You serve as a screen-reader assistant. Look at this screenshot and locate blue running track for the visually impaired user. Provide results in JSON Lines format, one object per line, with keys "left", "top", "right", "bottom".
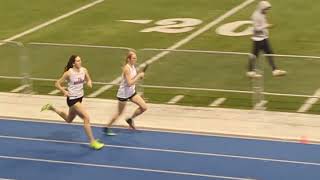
{"left": 0, "top": 118, "right": 319, "bottom": 180}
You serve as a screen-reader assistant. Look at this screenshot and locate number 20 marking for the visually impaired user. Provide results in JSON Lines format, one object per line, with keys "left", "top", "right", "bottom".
{"left": 141, "top": 18, "right": 203, "bottom": 33}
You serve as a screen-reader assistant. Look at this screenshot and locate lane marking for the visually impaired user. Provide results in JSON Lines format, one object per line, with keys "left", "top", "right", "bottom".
{"left": 297, "top": 89, "right": 320, "bottom": 113}
{"left": 0, "top": 155, "right": 254, "bottom": 180}
{"left": 168, "top": 95, "right": 184, "bottom": 104}
{"left": 0, "top": 135, "right": 319, "bottom": 167}
{"left": 10, "top": 85, "right": 30, "bottom": 93}
{"left": 209, "top": 97, "right": 226, "bottom": 107}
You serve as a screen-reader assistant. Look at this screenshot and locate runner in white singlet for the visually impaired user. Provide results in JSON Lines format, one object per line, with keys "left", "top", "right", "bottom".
{"left": 103, "top": 51, "right": 147, "bottom": 135}
{"left": 41, "top": 55, "right": 104, "bottom": 150}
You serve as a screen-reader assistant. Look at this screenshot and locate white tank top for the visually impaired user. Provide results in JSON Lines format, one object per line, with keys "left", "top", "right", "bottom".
{"left": 117, "top": 64, "right": 137, "bottom": 98}
{"left": 67, "top": 67, "right": 85, "bottom": 99}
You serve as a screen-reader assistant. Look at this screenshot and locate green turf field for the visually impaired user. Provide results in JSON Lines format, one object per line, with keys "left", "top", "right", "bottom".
{"left": 1, "top": 0, "right": 320, "bottom": 113}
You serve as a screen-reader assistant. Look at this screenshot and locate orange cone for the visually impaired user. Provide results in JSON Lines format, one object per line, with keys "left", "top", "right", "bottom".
{"left": 299, "top": 136, "right": 309, "bottom": 144}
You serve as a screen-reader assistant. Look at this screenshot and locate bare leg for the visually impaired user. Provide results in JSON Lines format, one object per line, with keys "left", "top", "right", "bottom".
{"left": 106, "top": 101, "right": 126, "bottom": 127}
{"left": 72, "top": 103, "right": 95, "bottom": 143}
{"left": 130, "top": 94, "right": 147, "bottom": 119}
{"left": 126, "top": 94, "right": 147, "bottom": 129}
{"left": 50, "top": 105, "right": 76, "bottom": 123}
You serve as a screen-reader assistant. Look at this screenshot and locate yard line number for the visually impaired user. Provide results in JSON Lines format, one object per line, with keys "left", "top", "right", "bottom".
{"left": 121, "top": 18, "right": 253, "bottom": 36}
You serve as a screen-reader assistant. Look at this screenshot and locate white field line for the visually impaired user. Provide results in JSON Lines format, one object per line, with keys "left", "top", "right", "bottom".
{"left": 1, "top": 135, "right": 320, "bottom": 167}
{"left": 48, "top": 87, "right": 67, "bottom": 95}
{"left": 29, "top": 42, "right": 131, "bottom": 50}
{"left": 0, "top": 155, "right": 253, "bottom": 180}
{"left": 119, "top": 20, "right": 153, "bottom": 24}
{"left": 0, "top": 76, "right": 56, "bottom": 81}
{"left": 141, "top": 48, "right": 250, "bottom": 56}
{"left": 264, "top": 54, "right": 320, "bottom": 60}
{"left": 24, "top": 44, "right": 320, "bottom": 60}
{"left": 2, "top": 75, "right": 320, "bottom": 99}
{"left": 0, "top": 178, "right": 16, "bottom": 180}
{"left": 0, "top": 40, "right": 23, "bottom": 47}
{"left": 10, "top": 84, "right": 29, "bottom": 93}
{"left": 48, "top": 89, "right": 60, "bottom": 95}
{"left": 167, "top": 95, "right": 185, "bottom": 104}
{"left": 253, "top": 100, "right": 268, "bottom": 110}
{"left": 87, "top": 0, "right": 256, "bottom": 97}
{"left": 297, "top": 89, "right": 320, "bottom": 113}
{"left": 87, "top": 77, "right": 122, "bottom": 97}
{"left": 0, "top": 0, "right": 105, "bottom": 46}
{"left": 209, "top": 97, "right": 226, "bottom": 107}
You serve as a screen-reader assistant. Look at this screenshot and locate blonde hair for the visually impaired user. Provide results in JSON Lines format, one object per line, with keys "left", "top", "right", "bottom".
{"left": 124, "top": 50, "right": 136, "bottom": 64}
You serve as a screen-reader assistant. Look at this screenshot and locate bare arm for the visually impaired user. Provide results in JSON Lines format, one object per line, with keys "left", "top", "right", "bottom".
{"left": 123, "top": 65, "right": 144, "bottom": 86}
{"left": 84, "top": 67, "right": 93, "bottom": 88}
{"left": 55, "top": 71, "right": 69, "bottom": 97}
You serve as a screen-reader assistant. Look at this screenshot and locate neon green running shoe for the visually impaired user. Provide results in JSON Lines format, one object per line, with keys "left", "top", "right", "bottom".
{"left": 41, "top": 104, "right": 53, "bottom": 112}
{"left": 90, "top": 139, "right": 105, "bottom": 150}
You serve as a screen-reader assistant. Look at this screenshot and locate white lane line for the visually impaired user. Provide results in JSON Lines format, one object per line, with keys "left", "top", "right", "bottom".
{"left": 209, "top": 97, "right": 226, "bottom": 107}
{"left": 0, "top": 155, "right": 253, "bottom": 180}
{"left": 297, "top": 89, "right": 320, "bottom": 113}
{"left": 87, "top": 77, "right": 121, "bottom": 97}
{"left": 0, "top": 135, "right": 320, "bottom": 167}
{"left": 0, "top": 0, "right": 105, "bottom": 46}
{"left": 253, "top": 100, "right": 268, "bottom": 110}
{"left": 3, "top": 115, "right": 320, "bottom": 145}
{"left": 48, "top": 87, "right": 67, "bottom": 95}
{"left": 48, "top": 89, "right": 60, "bottom": 95}
{"left": 10, "top": 85, "right": 29, "bottom": 93}
{"left": 167, "top": 95, "right": 184, "bottom": 104}
{"left": 87, "top": 0, "right": 255, "bottom": 97}
{"left": 29, "top": 42, "right": 131, "bottom": 50}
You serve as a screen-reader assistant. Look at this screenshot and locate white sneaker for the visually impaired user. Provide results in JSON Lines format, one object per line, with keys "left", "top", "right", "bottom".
{"left": 272, "top": 69, "right": 287, "bottom": 77}
{"left": 246, "top": 71, "right": 262, "bottom": 78}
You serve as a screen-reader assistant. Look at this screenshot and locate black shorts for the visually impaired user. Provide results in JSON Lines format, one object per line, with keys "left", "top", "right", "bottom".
{"left": 67, "top": 96, "right": 83, "bottom": 107}
{"left": 117, "top": 92, "right": 137, "bottom": 102}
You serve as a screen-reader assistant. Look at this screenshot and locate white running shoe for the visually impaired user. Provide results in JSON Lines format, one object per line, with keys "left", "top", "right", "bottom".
{"left": 272, "top": 69, "right": 287, "bottom": 77}
{"left": 246, "top": 71, "right": 262, "bottom": 78}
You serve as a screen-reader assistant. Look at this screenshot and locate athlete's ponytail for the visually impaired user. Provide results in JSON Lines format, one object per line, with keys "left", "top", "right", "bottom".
{"left": 64, "top": 55, "right": 78, "bottom": 72}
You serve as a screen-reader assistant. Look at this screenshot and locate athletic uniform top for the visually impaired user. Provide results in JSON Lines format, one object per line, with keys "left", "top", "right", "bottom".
{"left": 117, "top": 64, "right": 137, "bottom": 99}
{"left": 68, "top": 67, "right": 85, "bottom": 100}
{"left": 251, "top": 1, "right": 271, "bottom": 41}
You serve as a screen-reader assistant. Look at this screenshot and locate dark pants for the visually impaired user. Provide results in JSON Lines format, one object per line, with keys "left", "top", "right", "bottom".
{"left": 248, "top": 39, "right": 277, "bottom": 71}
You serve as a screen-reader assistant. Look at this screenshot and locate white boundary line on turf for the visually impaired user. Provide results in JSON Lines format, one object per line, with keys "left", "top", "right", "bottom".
{"left": 141, "top": 48, "right": 250, "bottom": 56}
{"left": 0, "top": 0, "right": 105, "bottom": 46}
{"left": 1, "top": 135, "right": 320, "bottom": 167}
{"left": 209, "top": 97, "right": 226, "bottom": 107}
{"left": 264, "top": 54, "right": 320, "bottom": 60}
{"left": 10, "top": 84, "right": 29, "bottom": 93}
{"left": 87, "top": 0, "right": 256, "bottom": 97}
{"left": 253, "top": 100, "right": 268, "bottom": 110}
{"left": 0, "top": 178, "right": 16, "bottom": 180}
{"left": 48, "top": 89, "right": 60, "bottom": 95}
{"left": 167, "top": 95, "right": 184, "bottom": 104}
{"left": 1, "top": 115, "right": 320, "bottom": 145}
{"left": 297, "top": 88, "right": 320, "bottom": 113}
{"left": 29, "top": 42, "right": 131, "bottom": 50}
{"left": 2, "top": 75, "right": 320, "bottom": 98}
{"left": 25, "top": 44, "right": 320, "bottom": 60}
{"left": 0, "top": 155, "right": 253, "bottom": 180}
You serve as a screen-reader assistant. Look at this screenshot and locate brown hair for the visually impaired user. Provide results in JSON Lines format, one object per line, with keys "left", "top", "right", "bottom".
{"left": 64, "top": 55, "right": 78, "bottom": 72}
